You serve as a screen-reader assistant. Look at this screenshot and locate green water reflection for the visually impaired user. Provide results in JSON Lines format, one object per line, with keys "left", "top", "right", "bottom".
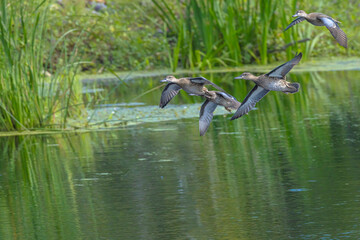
{"left": 1, "top": 70, "right": 360, "bottom": 239}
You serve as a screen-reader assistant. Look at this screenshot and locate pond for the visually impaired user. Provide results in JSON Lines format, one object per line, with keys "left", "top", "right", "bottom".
{"left": 1, "top": 68, "right": 360, "bottom": 239}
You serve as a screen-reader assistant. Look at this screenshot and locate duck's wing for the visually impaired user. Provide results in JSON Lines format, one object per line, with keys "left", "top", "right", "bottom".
{"left": 199, "top": 99, "right": 218, "bottom": 136}
{"left": 189, "top": 77, "right": 226, "bottom": 92}
{"left": 284, "top": 17, "right": 306, "bottom": 31}
{"left": 215, "top": 91, "right": 241, "bottom": 109}
{"left": 231, "top": 85, "right": 269, "bottom": 120}
{"left": 320, "top": 17, "right": 347, "bottom": 48}
{"left": 265, "top": 53, "right": 302, "bottom": 78}
{"left": 216, "top": 91, "right": 237, "bottom": 101}
{"left": 159, "top": 83, "right": 182, "bottom": 108}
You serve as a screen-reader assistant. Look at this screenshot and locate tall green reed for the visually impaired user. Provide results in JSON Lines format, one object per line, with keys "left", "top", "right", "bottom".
{"left": 152, "top": 0, "right": 328, "bottom": 71}
{"left": 0, "top": 0, "right": 82, "bottom": 131}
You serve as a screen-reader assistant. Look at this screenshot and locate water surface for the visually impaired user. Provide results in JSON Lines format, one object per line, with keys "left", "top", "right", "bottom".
{"left": 1, "top": 69, "right": 360, "bottom": 239}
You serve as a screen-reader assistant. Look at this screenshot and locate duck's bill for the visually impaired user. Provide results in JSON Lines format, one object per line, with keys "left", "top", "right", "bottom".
{"left": 160, "top": 79, "right": 168, "bottom": 82}
{"left": 292, "top": 14, "right": 298, "bottom": 17}
{"left": 234, "top": 76, "right": 243, "bottom": 79}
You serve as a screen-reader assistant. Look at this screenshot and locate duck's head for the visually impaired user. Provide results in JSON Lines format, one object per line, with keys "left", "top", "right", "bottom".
{"left": 234, "top": 72, "right": 256, "bottom": 81}
{"left": 160, "top": 75, "right": 176, "bottom": 83}
{"left": 292, "top": 10, "right": 307, "bottom": 18}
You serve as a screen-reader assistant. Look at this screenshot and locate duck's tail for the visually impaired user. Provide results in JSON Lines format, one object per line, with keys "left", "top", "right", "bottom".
{"left": 288, "top": 82, "right": 300, "bottom": 93}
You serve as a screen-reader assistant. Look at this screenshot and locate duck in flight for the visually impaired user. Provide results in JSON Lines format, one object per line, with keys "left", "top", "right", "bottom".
{"left": 199, "top": 91, "right": 241, "bottom": 136}
{"left": 284, "top": 10, "right": 347, "bottom": 48}
{"left": 231, "top": 53, "right": 302, "bottom": 120}
{"left": 159, "top": 76, "right": 226, "bottom": 108}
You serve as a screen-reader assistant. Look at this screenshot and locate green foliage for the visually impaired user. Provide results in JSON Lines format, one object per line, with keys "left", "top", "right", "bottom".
{"left": 152, "top": 0, "right": 360, "bottom": 71}
{"left": 47, "top": 0, "right": 169, "bottom": 72}
{"left": 6, "top": 0, "right": 357, "bottom": 75}
{"left": 0, "top": 0, "right": 82, "bottom": 131}
{"left": 151, "top": 0, "right": 303, "bottom": 70}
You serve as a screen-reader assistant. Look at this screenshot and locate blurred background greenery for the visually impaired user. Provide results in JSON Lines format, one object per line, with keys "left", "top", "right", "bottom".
{"left": 47, "top": 0, "right": 359, "bottom": 72}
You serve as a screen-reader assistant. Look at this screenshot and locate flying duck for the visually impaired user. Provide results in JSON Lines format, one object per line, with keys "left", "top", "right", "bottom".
{"left": 231, "top": 53, "right": 302, "bottom": 120}
{"left": 159, "top": 76, "right": 226, "bottom": 108}
{"left": 199, "top": 91, "right": 241, "bottom": 136}
{"left": 284, "top": 10, "right": 347, "bottom": 48}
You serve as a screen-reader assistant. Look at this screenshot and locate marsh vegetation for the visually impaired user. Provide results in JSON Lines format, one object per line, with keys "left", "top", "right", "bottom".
{"left": 0, "top": 0, "right": 359, "bottom": 131}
